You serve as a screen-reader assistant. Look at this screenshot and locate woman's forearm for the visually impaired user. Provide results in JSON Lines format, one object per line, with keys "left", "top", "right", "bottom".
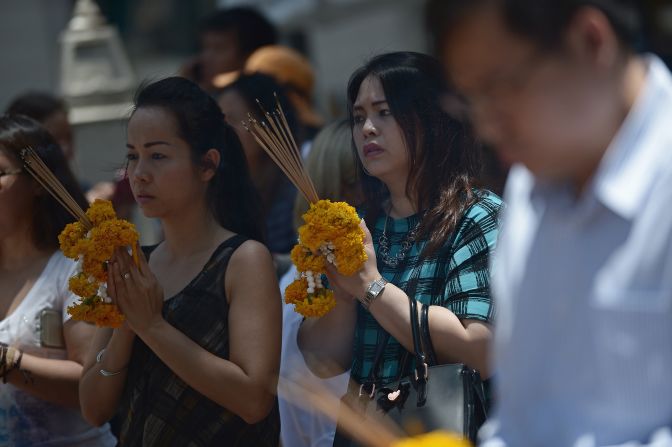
{"left": 297, "top": 296, "right": 358, "bottom": 378}
{"left": 5, "top": 353, "right": 83, "bottom": 408}
{"left": 139, "top": 318, "right": 276, "bottom": 424}
{"left": 79, "top": 327, "right": 135, "bottom": 426}
{"left": 369, "top": 283, "right": 492, "bottom": 375}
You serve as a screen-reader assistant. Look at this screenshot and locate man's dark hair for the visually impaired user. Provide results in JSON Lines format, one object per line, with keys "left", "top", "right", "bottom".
{"left": 6, "top": 92, "right": 67, "bottom": 123}
{"left": 427, "top": 0, "right": 644, "bottom": 51}
{"left": 200, "top": 7, "right": 278, "bottom": 57}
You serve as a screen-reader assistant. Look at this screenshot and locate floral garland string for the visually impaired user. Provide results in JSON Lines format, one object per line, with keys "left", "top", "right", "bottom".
{"left": 286, "top": 200, "right": 367, "bottom": 318}
{"left": 58, "top": 200, "right": 139, "bottom": 328}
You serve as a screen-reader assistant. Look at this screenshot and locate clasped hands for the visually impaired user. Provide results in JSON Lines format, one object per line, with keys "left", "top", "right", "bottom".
{"left": 107, "top": 246, "right": 164, "bottom": 336}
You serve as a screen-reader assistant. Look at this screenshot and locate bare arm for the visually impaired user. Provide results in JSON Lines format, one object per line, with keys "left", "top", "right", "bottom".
{"left": 326, "top": 221, "right": 494, "bottom": 377}
{"left": 366, "top": 285, "right": 492, "bottom": 376}
{"left": 79, "top": 325, "right": 136, "bottom": 426}
{"left": 297, "top": 288, "right": 358, "bottom": 378}
{"left": 111, "top": 241, "right": 282, "bottom": 424}
{"left": 5, "top": 319, "right": 96, "bottom": 408}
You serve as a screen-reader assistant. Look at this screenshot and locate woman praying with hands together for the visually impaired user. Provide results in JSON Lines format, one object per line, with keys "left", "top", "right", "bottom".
{"left": 79, "top": 77, "right": 281, "bottom": 446}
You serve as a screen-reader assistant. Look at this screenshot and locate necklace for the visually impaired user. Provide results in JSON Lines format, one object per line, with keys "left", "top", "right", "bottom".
{"left": 378, "top": 211, "right": 421, "bottom": 268}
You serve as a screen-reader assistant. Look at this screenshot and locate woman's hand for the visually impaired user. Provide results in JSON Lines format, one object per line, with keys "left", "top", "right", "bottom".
{"left": 326, "top": 219, "right": 380, "bottom": 300}
{"left": 108, "top": 245, "right": 165, "bottom": 336}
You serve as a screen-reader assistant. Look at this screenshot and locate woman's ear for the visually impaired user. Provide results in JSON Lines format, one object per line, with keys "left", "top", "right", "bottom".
{"left": 201, "top": 148, "right": 221, "bottom": 182}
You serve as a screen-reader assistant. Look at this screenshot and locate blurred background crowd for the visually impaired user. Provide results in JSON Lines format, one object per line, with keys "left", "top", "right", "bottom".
{"left": 1, "top": 1, "right": 671, "bottom": 247}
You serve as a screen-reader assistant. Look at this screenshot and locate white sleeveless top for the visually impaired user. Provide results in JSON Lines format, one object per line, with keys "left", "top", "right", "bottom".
{"left": 0, "top": 251, "right": 116, "bottom": 446}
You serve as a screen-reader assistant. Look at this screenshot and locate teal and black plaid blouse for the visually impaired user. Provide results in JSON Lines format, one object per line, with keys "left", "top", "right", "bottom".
{"left": 350, "top": 190, "right": 502, "bottom": 384}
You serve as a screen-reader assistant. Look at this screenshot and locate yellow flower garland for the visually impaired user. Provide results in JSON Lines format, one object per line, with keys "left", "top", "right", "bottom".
{"left": 391, "top": 431, "right": 471, "bottom": 447}
{"left": 59, "top": 200, "right": 138, "bottom": 328}
{"left": 286, "top": 199, "right": 367, "bottom": 318}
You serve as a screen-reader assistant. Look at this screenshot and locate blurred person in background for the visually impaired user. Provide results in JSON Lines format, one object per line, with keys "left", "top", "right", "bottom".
{"left": 278, "top": 120, "right": 360, "bottom": 447}
{"left": 180, "top": 7, "right": 278, "bottom": 93}
{"left": 7, "top": 92, "right": 74, "bottom": 163}
{"left": 215, "top": 45, "right": 325, "bottom": 145}
{"left": 298, "top": 52, "right": 502, "bottom": 446}
{"left": 218, "top": 73, "right": 299, "bottom": 262}
{"left": 434, "top": 0, "right": 672, "bottom": 445}
{"left": 5, "top": 92, "right": 136, "bottom": 219}
{"left": 0, "top": 114, "right": 116, "bottom": 446}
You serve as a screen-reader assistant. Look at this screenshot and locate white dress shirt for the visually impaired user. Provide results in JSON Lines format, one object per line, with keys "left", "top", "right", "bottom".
{"left": 482, "top": 55, "right": 672, "bottom": 447}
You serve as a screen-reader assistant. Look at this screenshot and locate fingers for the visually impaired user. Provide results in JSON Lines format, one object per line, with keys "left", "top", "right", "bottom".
{"left": 136, "top": 243, "right": 151, "bottom": 277}
{"left": 110, "top": 262, "right": 129, "bottom": 313}
{"left": 106, "top": 261, "right": 117, "bottom": 301}
{"left": 360, "top": 219, "right": 373, "bottom": 246}
{"left": 115, "top": 247, "right": 137, "bottom": 280}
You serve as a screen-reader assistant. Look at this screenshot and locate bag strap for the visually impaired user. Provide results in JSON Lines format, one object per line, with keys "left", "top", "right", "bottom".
{"left": 420, "top": 304, "right": 438, "bottom": 366}
{"left": 407, "top": 295, "right": 429, "bottom": 406}
{"left": 359, "top": 331, "right": 389, "bottom": 398}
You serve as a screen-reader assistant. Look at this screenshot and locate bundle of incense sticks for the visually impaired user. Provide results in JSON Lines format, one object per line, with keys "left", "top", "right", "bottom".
{"left": 20, "top": 147, "right": 92, "bottom": 229}
{"left": 243, "top": 95, "right": 319, "bottom": 204}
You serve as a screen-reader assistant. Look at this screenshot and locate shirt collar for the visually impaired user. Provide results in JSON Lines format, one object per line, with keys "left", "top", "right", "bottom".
{"left": 592, "top": 54, "right": 672, "bottom": 220}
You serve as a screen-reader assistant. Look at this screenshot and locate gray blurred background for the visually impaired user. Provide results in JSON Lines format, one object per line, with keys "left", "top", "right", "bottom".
{"left": 1, "top": 0, "right": 670, "bottom": 198}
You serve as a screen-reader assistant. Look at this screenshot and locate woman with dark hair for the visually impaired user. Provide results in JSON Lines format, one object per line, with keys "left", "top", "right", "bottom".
{"left": 79, "top": 77, "right": 281, "bottom": 446}
{"left": 298, "top": 52, "right": 502, "bottom": 442}
{"left": 218, "top": 73, "right": 299, "bottom": 258}
{"left": 0, "top": 114, "right": 116, "bottom": 445}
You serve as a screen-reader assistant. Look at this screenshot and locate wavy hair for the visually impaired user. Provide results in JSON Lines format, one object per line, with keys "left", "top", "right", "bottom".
{"left": 347, "top": 51, "right": 482, "bottom": 257}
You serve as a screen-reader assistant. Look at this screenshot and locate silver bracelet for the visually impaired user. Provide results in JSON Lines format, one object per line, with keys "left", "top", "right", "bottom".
{"left": 96, "top": 348, "right": 126, "bottom": 377}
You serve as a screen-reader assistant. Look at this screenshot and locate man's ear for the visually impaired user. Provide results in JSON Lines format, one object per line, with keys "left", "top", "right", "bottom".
{"left": 201, "top": 148, "right": 221, "bottom": 182}
{"left": 565, "top": 6, "right": 621, "bottom": 70}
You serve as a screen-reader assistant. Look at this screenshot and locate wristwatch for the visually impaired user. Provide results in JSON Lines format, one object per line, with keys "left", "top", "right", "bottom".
{"left": 358, "top": 277, "right": 388, "bottom": 310}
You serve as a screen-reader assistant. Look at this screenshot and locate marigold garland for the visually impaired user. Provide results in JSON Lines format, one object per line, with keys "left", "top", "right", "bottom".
{"left": 391, "top": 431, "right": 471, "bottom": 447}
{"left": 59, "top": 199, "right": 138, "bottom": 328}
{"left": 286, "top": 199, "right": 367, "bottom": 318}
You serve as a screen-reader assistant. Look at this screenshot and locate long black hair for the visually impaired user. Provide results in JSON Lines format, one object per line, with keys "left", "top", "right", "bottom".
{"left": 347, "top": 51, "right": 482, "bottom": 256}
{"left": 0, "top": 114, "right": 88, "bottom": 250}
{"left": 132, "top": 77, "right": 265, "bottom": 242}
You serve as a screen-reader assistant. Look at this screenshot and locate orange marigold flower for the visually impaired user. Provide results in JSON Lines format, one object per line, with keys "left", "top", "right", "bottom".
{"left": 86, "top": 199, "right": 116, "bottom": 225}
{"left": 292, "top": 288, "right": 336, "bottom": 318}
{"left": 290, "top": 245, "right": 326, "bottom": 274}
{"left": 60, "top": 200, "right": 138, "bottom": 328}
{"left": 59, "top": 222, "right": 86, "bottom": 259}
{"left": 285, "top": 277, "right": 309, "bottom": 306}
{"left": 68, "top": 273, "right": 98, "bottom": 298}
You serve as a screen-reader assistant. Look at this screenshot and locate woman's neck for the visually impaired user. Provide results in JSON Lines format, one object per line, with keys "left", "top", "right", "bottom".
{"left": 0, "top": 229, "right": 52, "bottom": 272}
{"left": 159, "top": 206, "right": 229, "bottom": 259}
{"left": 385, "top": 180, "right": 417, "bottom": 219}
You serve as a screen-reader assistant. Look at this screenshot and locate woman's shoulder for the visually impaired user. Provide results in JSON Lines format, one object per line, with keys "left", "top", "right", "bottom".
{"left": 449, "top": 190, "right": 503, "bottom": 247}
{"left": 464, "top": 190, "right": 504, "bottom": 222}
{"left": 227, "top": 237, "right": 273, "bottom": 272}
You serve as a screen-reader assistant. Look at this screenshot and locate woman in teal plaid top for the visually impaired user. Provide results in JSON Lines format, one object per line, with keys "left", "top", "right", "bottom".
{"left": 299, "top": 52, "right": 502, "bottom": 391}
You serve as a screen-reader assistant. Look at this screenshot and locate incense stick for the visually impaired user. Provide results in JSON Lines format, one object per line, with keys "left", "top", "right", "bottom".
{"left": 277, "top": 376, "right": 402, "bottom": 447}
{"left": 20, "top": 147, "right": 92, "bottom": 229}
{"left": 243, "top": 95, "right": 320, "bottom": 204}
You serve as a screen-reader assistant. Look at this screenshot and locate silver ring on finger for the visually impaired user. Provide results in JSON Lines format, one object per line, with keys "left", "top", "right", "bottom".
{"left": 123, "top": 272, "right": 131, "bottom": 280}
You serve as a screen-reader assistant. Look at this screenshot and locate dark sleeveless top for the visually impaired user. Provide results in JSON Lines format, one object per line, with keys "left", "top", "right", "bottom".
{"left": 117, "top": 235, "right": 280, "bottom": 446}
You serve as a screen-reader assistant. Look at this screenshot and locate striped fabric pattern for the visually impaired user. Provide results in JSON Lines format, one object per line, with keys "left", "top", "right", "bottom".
{"left": 351, "top": 191, "right": 502, "bottom": 384}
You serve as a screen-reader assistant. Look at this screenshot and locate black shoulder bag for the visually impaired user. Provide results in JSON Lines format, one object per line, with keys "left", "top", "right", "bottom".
{"left": 334, "top": 296, "right": 488, "bottom": 445}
